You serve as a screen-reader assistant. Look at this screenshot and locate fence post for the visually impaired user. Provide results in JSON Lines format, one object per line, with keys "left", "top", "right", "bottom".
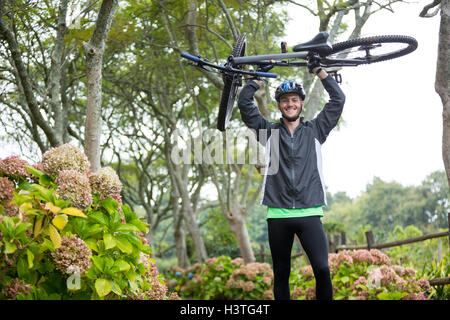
{"left": 365, "top": 230, "right": 375, "bottom": 250}
{"left": 333, "top": 234, "right": 340, "bottom": 253}
{"left": 328, "top": 233, "right": 336, "bottom": 253}
{"left": 260, "top": 244, "right": 265, "bottom": 263}
{"left": 341, "top": 232, "right": 347, "bottom": 246}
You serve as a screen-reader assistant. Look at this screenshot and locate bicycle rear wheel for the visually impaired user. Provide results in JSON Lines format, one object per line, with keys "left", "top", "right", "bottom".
{"left": 217, "top": 35, "right": 246, "bottom": 131}
{"left": 324, "top": 35, "right": 417, "bottom": 66}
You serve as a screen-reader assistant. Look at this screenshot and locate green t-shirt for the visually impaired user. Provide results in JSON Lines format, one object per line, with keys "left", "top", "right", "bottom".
{"left": 266, "top": 206, "right": 323, "bottom": 220}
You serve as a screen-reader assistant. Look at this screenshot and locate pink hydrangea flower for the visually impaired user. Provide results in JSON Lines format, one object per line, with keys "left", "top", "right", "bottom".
{"left": 42, "top": 144, "right": 90, "bottom": 177}
{"left": 0, "top": 156, "right": 31, "bottom": 180}
{"left": 56, "top": 170, "right": 93, "bottom": 210}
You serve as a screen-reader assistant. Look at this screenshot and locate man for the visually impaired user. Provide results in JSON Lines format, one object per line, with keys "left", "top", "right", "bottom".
{"left": 237, "top": 57, "right": 345, "bottom": 300}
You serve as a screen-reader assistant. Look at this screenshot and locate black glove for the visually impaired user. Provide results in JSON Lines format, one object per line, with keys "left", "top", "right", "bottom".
{"left": 257, "top": 63, "right": 275, "bottom": 73}
{"left": 307, "top": 55, "right": 321, "bottom": 74}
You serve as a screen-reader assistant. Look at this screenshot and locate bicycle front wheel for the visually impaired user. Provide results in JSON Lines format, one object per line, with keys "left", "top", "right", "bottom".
{"left": 217, "top": 35, "right": 246, "bottom": 132}
{"left": 324, "top": 35, "right": 418, "bottom": 67}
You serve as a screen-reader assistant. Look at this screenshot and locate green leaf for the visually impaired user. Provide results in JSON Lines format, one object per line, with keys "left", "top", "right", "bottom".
{"left": 26, "top": 165, "right": 44, "bottom": 178}
{"left": 59, "top": 207, "right": 87, "bottom": 218}
{"left": 14, "top": 222, "right": 32, "bottom": 237}
{"left": 26, "top": 249, "right": 34, "bottom": 269}
{"left": 84, "top": 238, "right": 99, "bottom": 252}
{"left": 115, "top": 223, "right": 140, "bottom": 233}
{"left": 85, "top": 224, "right": 104, "bottom": 237}
{"left": 99, "top": 198, "right": 118, "bottom": 215}
{"left": 48, "top": 224, "right": 61, "bottom": 249}
{"left": 45, "top": 202, "right": 61, "bottom": 214}
{"left": 89, "top": 211, "right": 109, "bottom": 226}
{"left": 39, "top": 238, "right": 55, "bottom": 253}
{"left": 17, "top": 257, "right": 28, "bottom": 278}
{"left": 91, "top": 256, "right": 105, "bottom": 272}
{"left": 3, "top": 216, "right": 15, "bottom": 234}
{"left": 54, "top": 199, "right": 72, "bottom": 208}
{"left": 112, "top": 260, "right": 130, "bottom": 272}
{"left": 115, "top": 235, "right": 133, "bottom": 254}
{"left": 18, "top": 180, "right": 32, "bottom": 191}
{"left": 120, "top": 204, "right": 135, "bottom": 222}
{"left": 95, "top": 278, "right": 112, "bottom": 297}
{"left": 377, "top": 292, "right": 393, "bottom": 300}
{"left": 31, "top": 184, "right": 52, "bottom": 202}
{"left": 103, "top": 233, "right": 116, "bottom": 250}
{"left": 129, "top": 219, "right": 149, "bottom": 233}
{"left": 110, "top": 281, "right": 122, "bottom": 296}
{"left": 5, "top": 241, "right": 17, "bottom": 254}
{"left": 39, "top": 174, "right": 53, "bottom": 187}
{"left": 52, "top": 214, "right": 68, "bottom": 230}
{"left": 110, "top": 210, "right": 122, "bottom": 226}
{"left": 33, "top": 216, "right": 45, "bottom": 235}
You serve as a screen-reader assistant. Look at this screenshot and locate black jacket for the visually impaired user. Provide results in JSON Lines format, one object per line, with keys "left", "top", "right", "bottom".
{"left": 238, "top": 75, "right": 345, "bottom": 209}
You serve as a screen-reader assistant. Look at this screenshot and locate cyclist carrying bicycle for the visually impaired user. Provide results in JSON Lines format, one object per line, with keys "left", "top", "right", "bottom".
{"left": 238, "top": 56, "right": 345, "bottom": 300}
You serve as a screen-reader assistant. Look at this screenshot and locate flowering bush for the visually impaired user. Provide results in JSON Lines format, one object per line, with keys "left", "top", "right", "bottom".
{"left": 290, "top": 249, "right": 431, "bottom": 300}
{"left": 0, "top": 145, "right": 177, "bottom": 300}
{"left": 89, "top": 167, "right": 122, "bottom": 199}
{"left": 41, "top": 144, "right": 90, "bottom": 177}
{"left": 56, "top": 170, "right": 93, "bottom": 210}
{"left": 166, "top": 256, "right": 273, "bottom": 300}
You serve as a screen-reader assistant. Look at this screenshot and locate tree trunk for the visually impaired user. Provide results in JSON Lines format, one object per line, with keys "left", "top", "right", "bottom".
{"left": 49, "top": 0, "right": 69, "bottom": 141}
{"left": 420, "top": 0, "right": 449, "bottom": 186}
{"left": 177, "top": 174, "right": 208, "bottom": 262}
{"left": 174, "top": 211, "right": 189, "bottom": 268}
{"left": 83, "top": 0, "right": 118, "bottom": 172}
{"left": 225, "top": 207, "right": 255, "bottom": 263}
{"left": 436, "top": 1, "right": 450, "bottom": 186}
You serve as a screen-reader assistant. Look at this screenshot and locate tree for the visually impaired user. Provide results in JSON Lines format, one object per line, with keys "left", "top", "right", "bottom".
{"left": 83, "top": 0, "right": 118, "bottom": 172}
{"left": 421, "top": 170, "right": 449, "bottom": 229}
{"left": 419, "top": 0, "right": 450, "bottom": 188}
{"left": 0, "top": 0, "right": 73, "bottom": 152}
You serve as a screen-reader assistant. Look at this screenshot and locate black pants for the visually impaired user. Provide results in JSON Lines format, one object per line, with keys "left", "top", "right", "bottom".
{"left": 267, "top": 216, "right": 332, "bottom": 300}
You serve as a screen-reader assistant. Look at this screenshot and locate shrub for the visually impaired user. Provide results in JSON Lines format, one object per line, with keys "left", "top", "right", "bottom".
{"left": 0, "top": 145, "right": 177, "bottom": 300}
{"left": 290, "top": 249, "right": 431, "bottom": 300}
{"left": 166, "top": 256, "right": 273, "bottom": 300}
{"left": 167, "top": 249, "right": 431, "bottom": 300}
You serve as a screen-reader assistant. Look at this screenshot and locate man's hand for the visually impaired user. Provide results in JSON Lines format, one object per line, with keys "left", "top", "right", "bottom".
{"left": 307, "top": 55, "right": 328, "bottom": 79}
{"left": 307, "top": 55, "right": 321, "bottom": 74}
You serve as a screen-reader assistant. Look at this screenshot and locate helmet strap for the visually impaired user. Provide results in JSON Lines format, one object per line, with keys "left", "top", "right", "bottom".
{"left": 282, "top": 114, "right": 300, "bottom": 122}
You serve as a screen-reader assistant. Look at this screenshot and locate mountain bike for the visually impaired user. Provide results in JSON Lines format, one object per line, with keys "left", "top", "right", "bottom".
{"left": 180, "top": 31, "right": 417, "bottom": 131}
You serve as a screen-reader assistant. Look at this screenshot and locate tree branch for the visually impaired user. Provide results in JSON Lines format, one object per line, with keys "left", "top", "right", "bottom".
{"left": 419, "top": 0, "right": 441, "bottom": 17}
{"left": 0, "top": 0, "right": 61, "bottom": 147}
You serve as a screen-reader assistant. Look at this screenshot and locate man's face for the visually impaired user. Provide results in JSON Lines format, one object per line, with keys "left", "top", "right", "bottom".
{"left": 278, "top": 93, "right": 304, "bottom": 121}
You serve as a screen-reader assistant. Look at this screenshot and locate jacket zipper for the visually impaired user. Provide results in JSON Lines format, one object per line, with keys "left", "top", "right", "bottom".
{"left": 291, "top": 135, "right": 295, "bottom": 209}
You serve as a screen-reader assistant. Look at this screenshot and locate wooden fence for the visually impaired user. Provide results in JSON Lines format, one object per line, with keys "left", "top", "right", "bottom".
{"left": 256, "top": 212, "right": 450, "bottom": 286}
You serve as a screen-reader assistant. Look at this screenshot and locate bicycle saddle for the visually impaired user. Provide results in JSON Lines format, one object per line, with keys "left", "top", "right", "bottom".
{"left": 293, "top": 31, "right": 332, "bottom": 55}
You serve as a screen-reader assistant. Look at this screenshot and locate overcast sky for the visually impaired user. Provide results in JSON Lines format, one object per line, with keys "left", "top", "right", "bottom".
{"left": 282, "top": 1, "right": 443, "bottom": 197}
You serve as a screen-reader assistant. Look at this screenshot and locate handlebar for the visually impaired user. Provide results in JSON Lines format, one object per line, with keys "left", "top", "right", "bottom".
{"left": 180, "top": 51, "right": 201, "bottom": 63}
{"left": 255, "top": 71, "right": 277, "bottom": 78}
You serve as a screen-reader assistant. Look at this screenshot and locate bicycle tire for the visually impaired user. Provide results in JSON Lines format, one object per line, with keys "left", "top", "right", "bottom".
{"left": 217, "top": 35, "right": 246, "bottom": 131}
{"left": 326, "top": 35, "right": 417, "bottom": 66}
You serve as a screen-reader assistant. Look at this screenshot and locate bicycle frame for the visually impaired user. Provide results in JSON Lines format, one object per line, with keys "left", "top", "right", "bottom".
{"left": 232, "top": 51, "right": 364, "bottom": 68}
